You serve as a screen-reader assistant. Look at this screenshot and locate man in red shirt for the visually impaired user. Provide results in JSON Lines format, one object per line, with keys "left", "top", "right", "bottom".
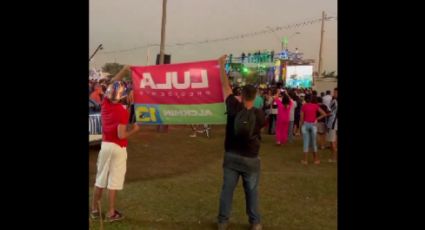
{"left": 90, "top": 66, "right": 140, "bottom": 222}
{"left": 90, "top": 84, "right": 104, "bottom": 104}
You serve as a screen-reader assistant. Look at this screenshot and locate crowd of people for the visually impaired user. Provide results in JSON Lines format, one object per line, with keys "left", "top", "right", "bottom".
{"left": 244, "top": 85, "right": 338, "bottom": 164}
{"left": 89, "top": 60, "right": 338, "bottom": 230}
{"left": 218, "top": 54, "right": 338, "bottom": 229}
{"left": 90, "top": 78, "right": 338, "bottom": 165}
{"left": 89, "top": 78, "right": 136, "bottom": 122}
{"left": 89, "top": 79, "right": 133, "bottom": 103}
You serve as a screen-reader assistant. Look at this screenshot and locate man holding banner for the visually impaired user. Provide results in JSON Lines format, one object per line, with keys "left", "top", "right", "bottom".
{"left": 217, "top": 56, "right": 265, "bottom": 230}
{"left": 91, "top": 66, "right": 140, "bottom": 222}
{"left": 128, "top": 56, "right": 264, "bottom": 229}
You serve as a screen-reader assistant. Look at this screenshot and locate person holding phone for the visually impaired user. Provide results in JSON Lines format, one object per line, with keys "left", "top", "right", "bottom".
{"left": 90, "top": 66, "right": 141, "bottom": 222}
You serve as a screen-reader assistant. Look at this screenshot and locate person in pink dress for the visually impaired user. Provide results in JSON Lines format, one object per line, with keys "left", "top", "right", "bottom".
{"left": 274, "top": 90, "right": 293, "bottom": 145}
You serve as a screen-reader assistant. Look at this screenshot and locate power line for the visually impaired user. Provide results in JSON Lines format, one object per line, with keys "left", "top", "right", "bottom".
{"left": 100, "top": 16, "right": 336, "bottom": 55}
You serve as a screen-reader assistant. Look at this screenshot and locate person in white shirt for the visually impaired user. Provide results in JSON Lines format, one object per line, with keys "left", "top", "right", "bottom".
{"left": 288, "top": 90, "right": 297, "bottom": 142}
{"left": 322, "top": 90, "right": 333, "bottom": 108}
{"left": 327, "top": 88, "right": 338, "bottom": 163}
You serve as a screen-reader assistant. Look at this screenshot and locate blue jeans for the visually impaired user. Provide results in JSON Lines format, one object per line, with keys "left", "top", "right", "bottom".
{"left": 268, "top": 114, "right": 276, "bottom": 134}
{"left": 218, "top": 166, "right": 261, "bottom": 224}
{"left": 302, "top": 122, "right": 318, "bottom": 152}
{"left": 288, "top": 121, "right": 294, "bottom": 142}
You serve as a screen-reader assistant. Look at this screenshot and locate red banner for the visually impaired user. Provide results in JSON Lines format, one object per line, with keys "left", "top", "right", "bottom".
{"left": 131, "top": 60, "right": 224, "bottom": 105}
{"left": 130, "top": 60, "right": 227, "bottom": 124}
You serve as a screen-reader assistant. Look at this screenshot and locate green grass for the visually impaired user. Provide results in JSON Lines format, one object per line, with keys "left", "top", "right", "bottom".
{"left": 89, "top": 125, "right": 337, "bottom": 230}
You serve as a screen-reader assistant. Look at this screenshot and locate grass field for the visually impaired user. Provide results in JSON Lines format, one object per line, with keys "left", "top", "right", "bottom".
{"left": 89, "top": 125, "right": 337, "bottom": 230}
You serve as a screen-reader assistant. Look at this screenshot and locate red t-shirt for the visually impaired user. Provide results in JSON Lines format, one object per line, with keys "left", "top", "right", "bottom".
{"left": 301, "top": 103, "right": 320, "bottom": 123}
{"left": 90, "top": 91, "right": 102, "bottom": 104}
{"left": 101, "top": 98, "right": 130, "bottom": 147}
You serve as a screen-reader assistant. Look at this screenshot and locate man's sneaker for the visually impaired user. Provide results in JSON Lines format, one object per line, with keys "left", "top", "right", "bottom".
{"left": 90, "top": 210, "right": 100, "bottom": 219}
{"left": 250, "top": 223, "right": 263, "bottom": 230}
{"left": 105, "top": 210, "right": 124, "bottom": 222}
{"left": 217, "top": 222, "right": 228, "bottom": 230}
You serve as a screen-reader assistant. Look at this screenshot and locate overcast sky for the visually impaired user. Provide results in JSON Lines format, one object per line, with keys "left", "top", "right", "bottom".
{"left": 90, "top": 0, "right": 337, "bottom": 72}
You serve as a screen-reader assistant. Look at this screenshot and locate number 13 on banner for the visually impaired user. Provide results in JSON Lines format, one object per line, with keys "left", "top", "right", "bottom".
{"left": 135, "top": 104, "right": 162, "bottom": 124}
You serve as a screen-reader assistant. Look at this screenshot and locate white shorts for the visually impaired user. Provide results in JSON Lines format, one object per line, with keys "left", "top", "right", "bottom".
{"left": 327, "top": 129, "right": 337, "bottom": 142}
{"left": 95, "top": 142, "right": 127, "bottom": 190}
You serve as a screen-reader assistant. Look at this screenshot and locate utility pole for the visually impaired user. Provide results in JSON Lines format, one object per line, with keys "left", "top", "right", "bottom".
{"left": 89, "top": 44, "right": 103, "bottom": 62}
{"left": 317, "top": 11, "right": 326, "bottom": 81}
{"left": 158, "top": 0, "right": 168, "bottom": 133}
{"left": 146, "top": 46, "right": 152, "bottom": 65}
{"left": 159, "top": 0, "right": 167, "bottom": 65}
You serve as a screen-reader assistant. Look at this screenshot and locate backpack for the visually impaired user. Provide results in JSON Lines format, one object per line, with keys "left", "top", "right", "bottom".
{"left": 234, "top": 108, "right": 257, "bottom": 141}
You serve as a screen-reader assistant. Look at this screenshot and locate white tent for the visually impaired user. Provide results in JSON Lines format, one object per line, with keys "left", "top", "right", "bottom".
{"left": 89, "top": 68, "right": 109, "bottom": 80}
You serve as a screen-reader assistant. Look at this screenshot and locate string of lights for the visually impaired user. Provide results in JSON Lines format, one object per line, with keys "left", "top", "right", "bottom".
{"left": 101, "top": 16, "right": 337, "bottom": 55}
